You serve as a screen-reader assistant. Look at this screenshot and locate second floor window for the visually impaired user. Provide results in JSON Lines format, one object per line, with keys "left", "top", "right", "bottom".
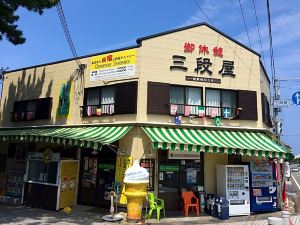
{"left": 206, "top": 89, "right": 236, "bottom": 118}
{"left": 12, "top": 98, "right": 52, "bottom": 121}
{"left": 85, "top": 87, "right": 115, "bottom": 116}
{"left": 169, "top": 86, "right": 202, "bottom": 116}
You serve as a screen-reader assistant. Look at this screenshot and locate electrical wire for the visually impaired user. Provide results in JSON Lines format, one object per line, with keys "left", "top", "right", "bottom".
{"left": 251, "top": 0, "right": 266, "bottom": 67}
{"left": 238, "top": 0, "right": 252, "bottom": 48}
{"left": 266, "top": 0, "right": 276, "bottom": 82}
{"left": 192, "top": 0, "right": 213, "bottom": 25}
{"left": 56, "top": 1, "right": 81, "bottom": 68}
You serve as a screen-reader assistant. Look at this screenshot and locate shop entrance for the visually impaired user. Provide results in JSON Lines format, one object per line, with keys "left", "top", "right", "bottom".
{"left": 78, "top": 145, "right": 117, "bottom": 207}
{"left": 158, "top": 150, "right": 204, "bottom": 211}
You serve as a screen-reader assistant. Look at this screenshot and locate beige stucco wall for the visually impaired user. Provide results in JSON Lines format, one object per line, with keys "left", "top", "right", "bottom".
{"left": 204, "top": 152, "right": 228, "bottom": 194}
{"left": 0, "top": 25, "right": 270, "bottom": 130}
{"left": 138, "top": 25, "right": 267, "bottom": 128}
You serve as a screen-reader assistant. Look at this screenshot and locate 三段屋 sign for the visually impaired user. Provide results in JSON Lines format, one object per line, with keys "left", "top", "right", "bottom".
{"left": 90, "top": 49, "right": 136, "bottom": 81}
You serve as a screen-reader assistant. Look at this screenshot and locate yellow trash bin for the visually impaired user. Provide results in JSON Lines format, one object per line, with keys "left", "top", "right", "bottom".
{"left": 123, "top": 160, "right": 149, "bottom": 222}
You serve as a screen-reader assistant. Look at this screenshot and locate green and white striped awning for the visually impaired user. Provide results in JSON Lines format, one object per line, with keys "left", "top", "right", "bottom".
{"left": 142, "top": 127, "right": 289, "bottom": 158}
{"left": 0, "top": 126, "right": 132, "bottom": 150}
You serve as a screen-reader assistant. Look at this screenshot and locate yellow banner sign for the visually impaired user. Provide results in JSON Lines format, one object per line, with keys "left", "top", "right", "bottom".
{"left": 115, "top": 156, "right": 133, "bottom": 204}
{"left": 90, "top": 49, "right": 136, "bottom": 81}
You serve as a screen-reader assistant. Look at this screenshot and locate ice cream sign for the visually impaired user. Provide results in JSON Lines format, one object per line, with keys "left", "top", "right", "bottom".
{"left": 124, "top": 160, "right": 149, "bottom": 184}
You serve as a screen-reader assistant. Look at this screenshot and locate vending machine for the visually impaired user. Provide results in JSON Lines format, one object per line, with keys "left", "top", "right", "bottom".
{"left": 217, "top": 165, "right": 250, "bottom": 216}
{"left": 249, "top": 160, "right": 277, "bottom": 212}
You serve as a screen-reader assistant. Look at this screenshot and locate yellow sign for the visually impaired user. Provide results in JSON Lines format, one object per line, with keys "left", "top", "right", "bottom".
{"left": 90, "top": 49, "right": 136, "bottom": 81}
{"left": 59, "top": 161, "right": 79, "bottom": 209}
{"left": 115, "top": 156, "right": 133, "bottom": 204}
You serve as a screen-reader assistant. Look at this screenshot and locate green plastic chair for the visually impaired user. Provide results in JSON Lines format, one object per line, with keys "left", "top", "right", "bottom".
{"left": 146, "top": 192, "right": 165, "bottom": 221}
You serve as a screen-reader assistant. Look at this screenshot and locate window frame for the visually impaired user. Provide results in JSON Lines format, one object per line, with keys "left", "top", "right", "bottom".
{"left": 83, "top": 85, "right": 116, "bottom": 117}
{"left": 11, "top": 98, "right": 52, "bottom": 122}
{"left": 169, "top": 85, "right": 203, "bottom": 116}
{"left": 205, "top": 88, "right": 238, "bottom": 119}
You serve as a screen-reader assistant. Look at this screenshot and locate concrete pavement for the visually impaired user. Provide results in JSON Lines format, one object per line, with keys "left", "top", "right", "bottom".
{"left": 1, "top": 204, "right": 300, "bottom": 225}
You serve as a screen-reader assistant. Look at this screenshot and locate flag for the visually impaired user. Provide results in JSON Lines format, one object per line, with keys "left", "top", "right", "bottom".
{"left": 210, "top": 107, "right": 218, "bottom": 118}
{"left": 223, "top": 108, "right": 232, "bottom": 118}
{"left": 170, "top": 104, "right": 178, "bottom": 115}
{"left": 87, "top": 106, "right": 92, "bottom": 116}
{"left": 96, "top": 107, "right": 102, "bottom": 116}
{"left": 198, "top": 106, "right": 205, "bottom": 117}
{"left": 175, "top": 115, "right": 182, "bottom": 125}
{"left": 184, "top": 105, "right": 191, "bottom": 116}
{"left": 214, "top": 117, "right": 221, "bottom": 127}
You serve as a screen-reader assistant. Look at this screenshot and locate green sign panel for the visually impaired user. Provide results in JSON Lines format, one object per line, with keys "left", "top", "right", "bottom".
{"left": 98, "top": 163, "right": 115, "bottom": 170}
{"left": 159, "top": 165, "right": 179, "bottom": 172}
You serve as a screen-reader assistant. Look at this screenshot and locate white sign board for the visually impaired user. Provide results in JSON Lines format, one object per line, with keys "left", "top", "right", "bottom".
{"left": 168, "top": 150, "right": 200, "bottom": 160}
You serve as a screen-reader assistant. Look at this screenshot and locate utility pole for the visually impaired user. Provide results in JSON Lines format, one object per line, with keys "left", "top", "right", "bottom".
{"left": 273, "top": 77, "right": 281, "bottom": 139}
{"left": 273, "top": 77, "right": 300, "bottom": 138}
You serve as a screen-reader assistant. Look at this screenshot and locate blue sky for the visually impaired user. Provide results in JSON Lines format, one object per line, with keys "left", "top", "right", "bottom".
{"left": 0, "top": 0, "right": 299, "bottom": 154}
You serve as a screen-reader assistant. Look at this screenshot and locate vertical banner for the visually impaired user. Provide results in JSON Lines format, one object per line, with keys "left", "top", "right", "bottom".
{"left": 115, "top": 156, "right": 133, "bottom": 204}
{"left": 140, "top": 159, "right": 155, "bottom": 191}
{"left": 57, "top": 81, "right": 71, "bottom": 116}
{"left": 59, "top": 161, "right": 79, "bottom": 209}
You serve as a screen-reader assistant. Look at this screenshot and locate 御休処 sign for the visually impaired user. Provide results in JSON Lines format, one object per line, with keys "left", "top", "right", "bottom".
{"left": 90, "top": 49, "right": 136, "bottom": 81}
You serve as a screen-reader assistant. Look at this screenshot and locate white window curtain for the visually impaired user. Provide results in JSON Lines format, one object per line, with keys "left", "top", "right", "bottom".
{"left": 222, "top": 91, "right": 236, "bottom": 108}
{"left": 101, "top": 87, "right": 115, "bottom": 114}
{"left": 186, "top": 87, "right": 201, "bottom": 115}
{"left": 170, "top": 86, "right": 184, "bottom": 114}
{"left": 206, "top": 89, "right": 221, "bottom": 116}
{"left": 87, "top": 89, "right": 100, "bottom": 106}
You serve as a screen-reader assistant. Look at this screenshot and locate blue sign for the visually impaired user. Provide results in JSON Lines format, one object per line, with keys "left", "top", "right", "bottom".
{"left": 292, "top": 91, "right": 300, "bottom": 105}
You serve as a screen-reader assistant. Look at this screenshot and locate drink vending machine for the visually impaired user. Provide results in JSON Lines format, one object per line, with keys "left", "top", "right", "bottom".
{"left": 217, "top": 165, "right": 250, "bottom": 216}
{"left": 249, "top": 160, "right": 277, "bottom": 212}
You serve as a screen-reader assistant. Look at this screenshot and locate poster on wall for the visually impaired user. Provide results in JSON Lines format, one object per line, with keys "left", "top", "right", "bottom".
{"left": 57, "top": 81, "right": 71, "bottom": 116}
{"left": 140, "top": 159, "right": 155, "bottom": 191}
{"left": 115, "top": 156, "right": 133, "bottom": 204}
{"left": 90, "top": 49, "right": 136, "bottom": 81}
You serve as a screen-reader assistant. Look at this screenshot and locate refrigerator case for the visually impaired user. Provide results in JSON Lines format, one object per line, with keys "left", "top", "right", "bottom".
{"left": 217, "top": 165, "right": 250, "bottom": 216}
{"left": 249, "top": 161, "right": 277, "bottom": 212}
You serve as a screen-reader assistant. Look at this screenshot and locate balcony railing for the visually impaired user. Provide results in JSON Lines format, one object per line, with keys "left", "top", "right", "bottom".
{"left": 80, "top": 104, "right": 115, "bottom": 118}
{"left": 169, "top": 104, "right": 238, "bottom": 119}
{"left": 10, "top": 111, "right": 36, "bottom": 122}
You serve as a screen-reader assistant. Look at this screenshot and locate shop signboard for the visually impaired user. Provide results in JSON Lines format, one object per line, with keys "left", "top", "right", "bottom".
{"left": 159, "top": 165, "right": 179, "bottom": 172}
{"left": 140, "top": 159, "right": 155, "bottom": 191}
{"left": 168, "top": 150, "right": 200, "bottom": 160}
{"left": 90, "top": 49, "right": 136, "bottom": 81}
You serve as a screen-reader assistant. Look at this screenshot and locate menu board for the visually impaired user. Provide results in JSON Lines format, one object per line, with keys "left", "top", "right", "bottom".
{"left": 140, "top": 159, "right": 155, "bottom": 191}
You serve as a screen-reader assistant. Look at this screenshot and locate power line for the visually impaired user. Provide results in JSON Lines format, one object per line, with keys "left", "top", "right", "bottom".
{"left": 251, "top": 0, "right": 266, "bottom": 67}
{"left": 56, "top": 1, "right": 81, "bottom": 68}
{"left": 192, "top": 0, "right": 213, "bottom": 25}
{"left": 238, "top": 0, "right": 252, "bottom": 48}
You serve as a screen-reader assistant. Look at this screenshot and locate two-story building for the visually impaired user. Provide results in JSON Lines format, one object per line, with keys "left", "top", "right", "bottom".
{"left": 0, "top": 23, "right": 288, "bottom": 211}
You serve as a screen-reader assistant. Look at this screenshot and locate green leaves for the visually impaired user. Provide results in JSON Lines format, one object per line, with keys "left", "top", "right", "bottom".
{"left": 0, "top": 0, "right": 60, "bottom": 45}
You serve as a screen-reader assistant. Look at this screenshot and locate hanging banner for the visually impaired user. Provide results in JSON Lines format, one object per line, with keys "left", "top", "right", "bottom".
{"left": 140, "top": 159, "right": 155, "bottom": 191}
{"left": 90, "top": 49, "right": 136, "bottom": 81}
{"left": 57, "top": 81, "right": 71, "bottom": 116}
{"left": 115, "top": 156, "right": 133, "bottom": 204}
